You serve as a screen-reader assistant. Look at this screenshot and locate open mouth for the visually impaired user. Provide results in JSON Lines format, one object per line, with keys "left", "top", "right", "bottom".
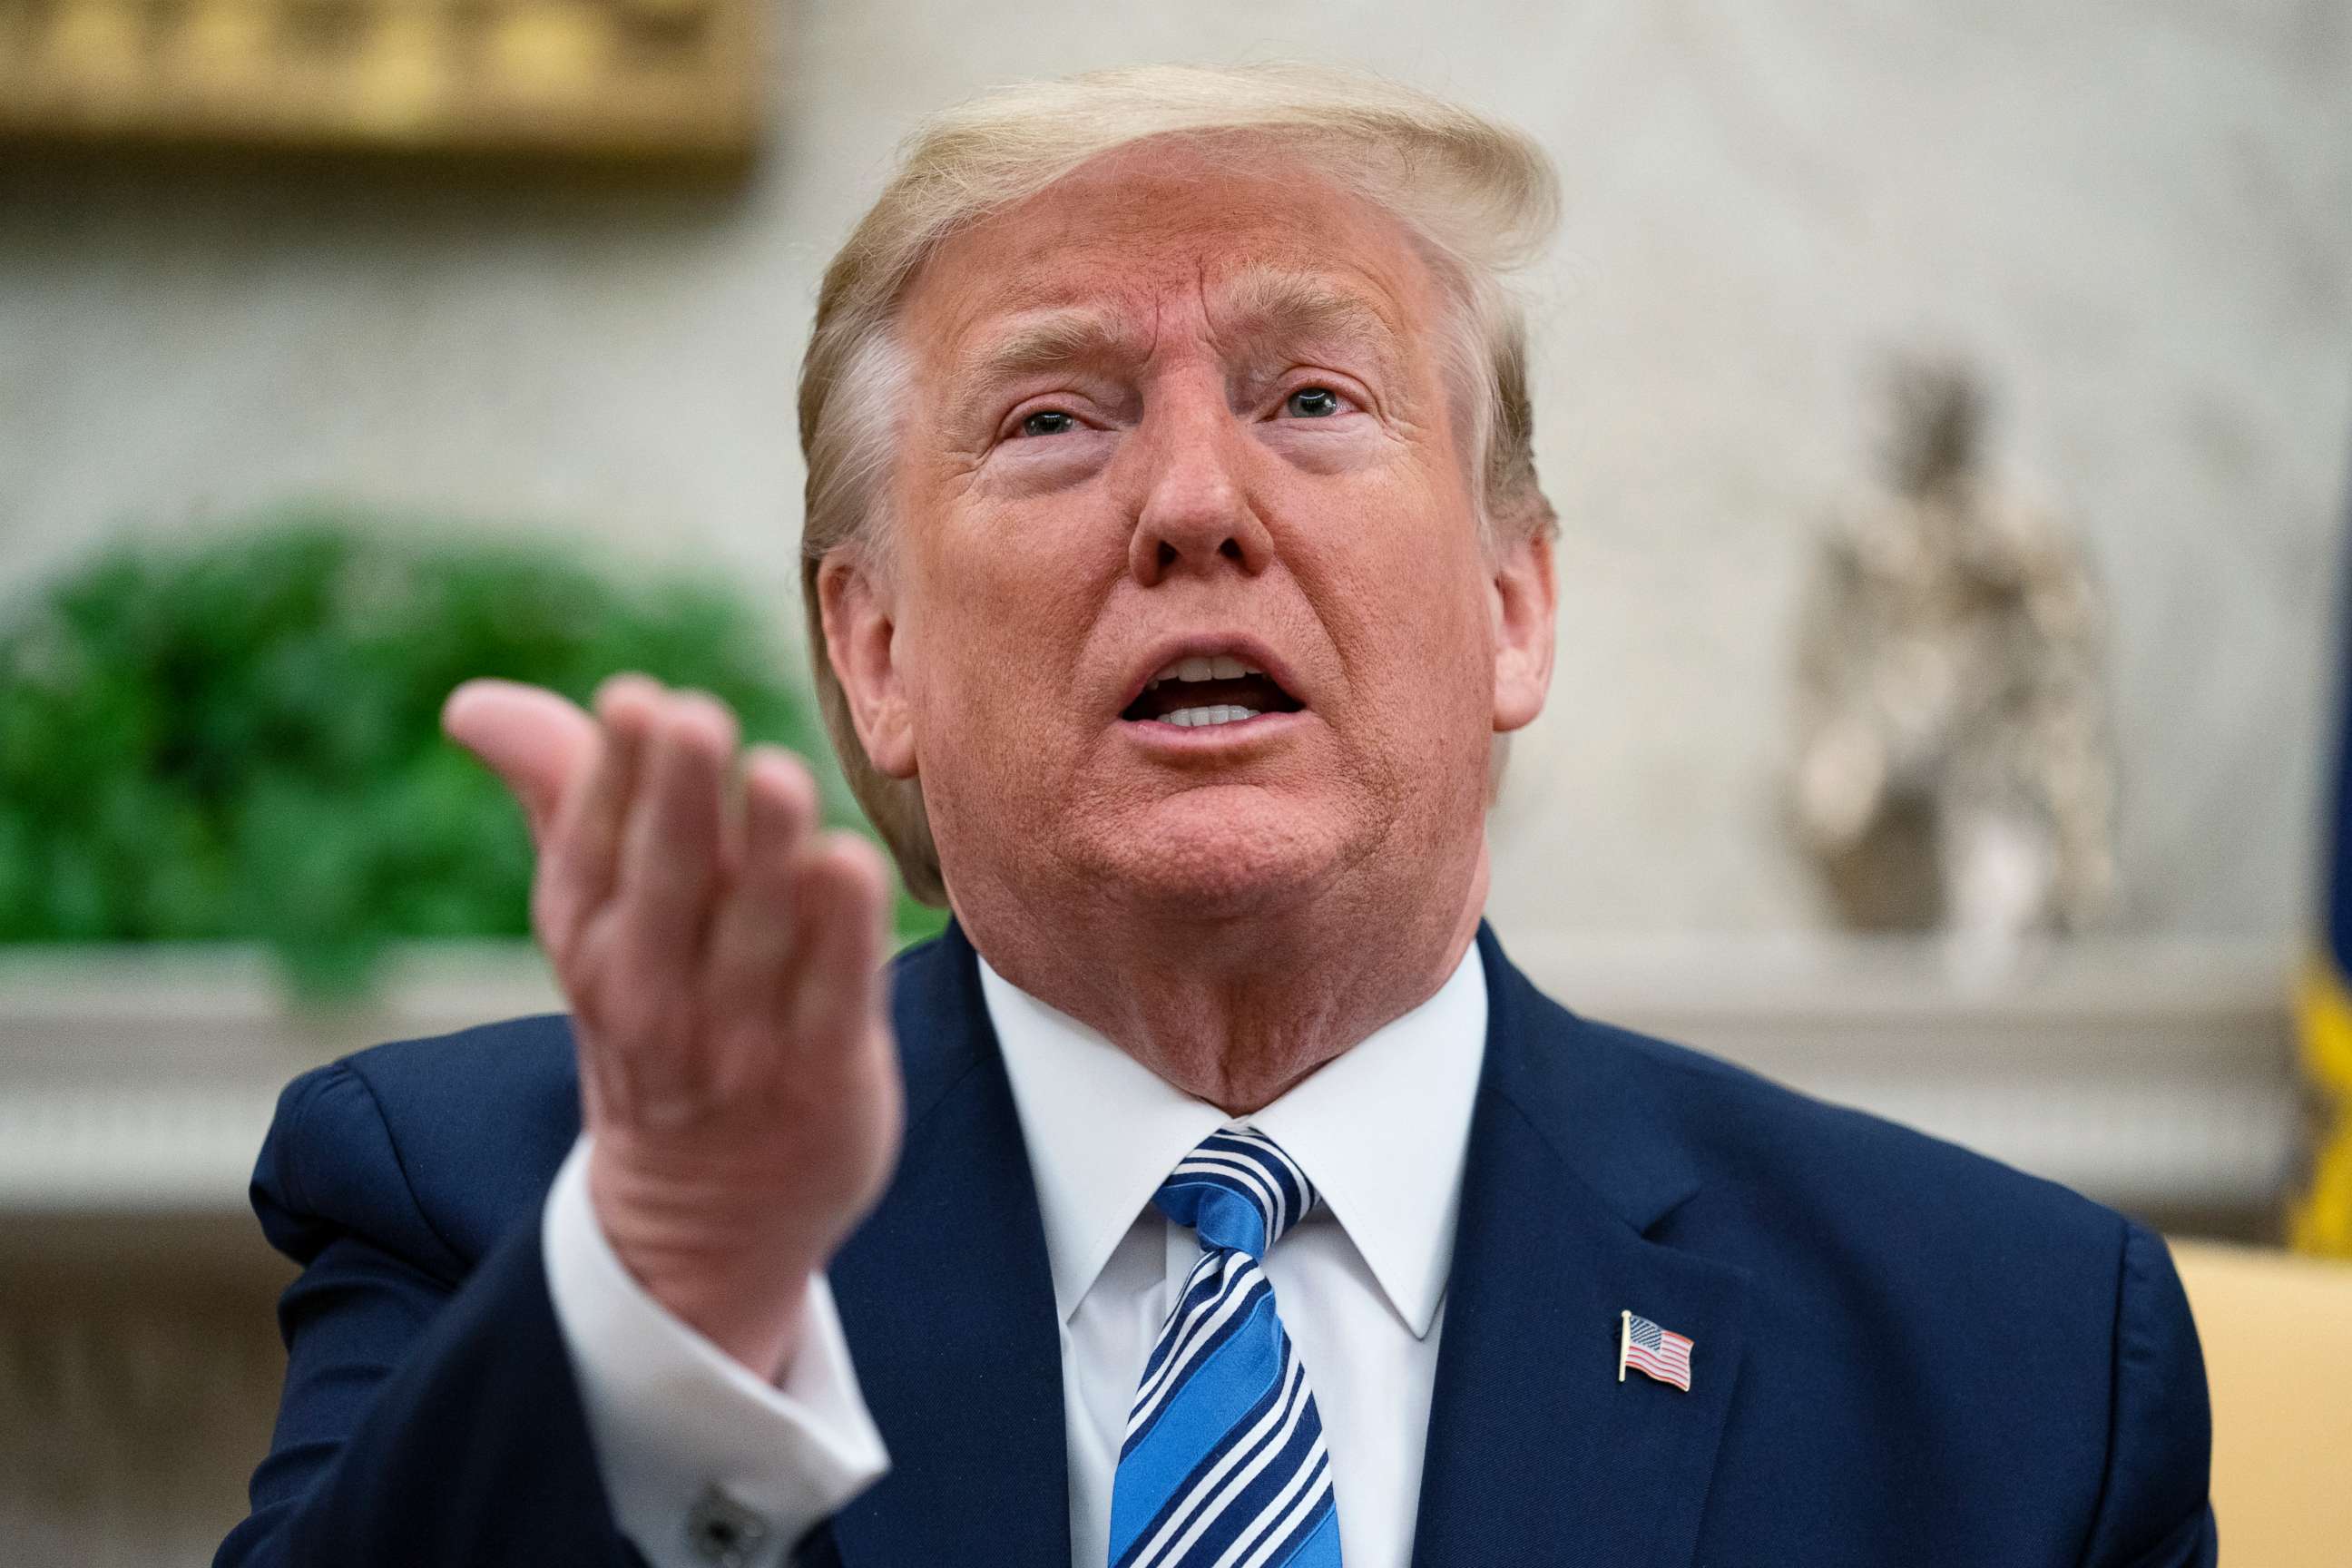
{"left": 1121, "top": 653, "right": 1306, "bottom": 729}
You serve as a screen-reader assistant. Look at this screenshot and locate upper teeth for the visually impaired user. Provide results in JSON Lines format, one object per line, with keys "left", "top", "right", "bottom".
{"left": 1147, "top": 654, "right": 1262, "bottom": 688}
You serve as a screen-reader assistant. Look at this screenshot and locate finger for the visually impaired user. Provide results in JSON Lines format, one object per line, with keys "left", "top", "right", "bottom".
{"left": 610, "top": 689, "right": 741, "bottom": 982}
{"left": 441, "top": 680, "right": 598, "bottom": 846}
{"left": 539, "top": 674, "right": 662, "bottom": 952}
{"left": 701, "top": 747, "right": 821, "bottom": 1024}
{"left": 782, "top": 831, "right": 893, "bottom": 1053}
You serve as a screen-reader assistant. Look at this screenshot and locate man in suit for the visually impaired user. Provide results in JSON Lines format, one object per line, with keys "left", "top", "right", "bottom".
{"left": 218, "top": 64, "right": 2216, "bottom": 1568}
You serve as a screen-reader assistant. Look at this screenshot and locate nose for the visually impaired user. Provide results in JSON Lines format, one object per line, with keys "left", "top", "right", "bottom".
{"left": 1124, "top": 377, "right": 1275, "bottom": 587}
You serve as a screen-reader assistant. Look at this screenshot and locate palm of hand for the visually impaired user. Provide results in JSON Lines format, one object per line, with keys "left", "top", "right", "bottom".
{"left": 444, "top": 673, "right": 905, "bottom": 1379}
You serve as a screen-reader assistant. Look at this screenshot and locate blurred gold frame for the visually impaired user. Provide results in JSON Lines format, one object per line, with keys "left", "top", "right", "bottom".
{"left": 0, "top": 0, "right": 762, "bottom": 165}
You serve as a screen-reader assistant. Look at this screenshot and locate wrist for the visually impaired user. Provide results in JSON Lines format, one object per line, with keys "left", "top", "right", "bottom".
{"left": 587, "top": 1143, "right": 829, "bottom": 1381}
{"left": 640, "top": 1263, "right": 814, "bottom": 1385}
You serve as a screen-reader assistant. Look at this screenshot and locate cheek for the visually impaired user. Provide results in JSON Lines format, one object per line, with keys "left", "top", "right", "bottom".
{"left": 1295, "top": 472, "right": 1493, "bottom": 699}
{"left": 1377, "top": 571, "right": 1494, "bottom": 739}
{"left": 900, "top": 499, "right": 1118, "bottom": 743}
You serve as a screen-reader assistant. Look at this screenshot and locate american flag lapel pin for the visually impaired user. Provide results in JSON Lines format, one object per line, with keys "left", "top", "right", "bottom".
{"left": 1618, "top": 1309, "right": 1695, "bottom": 1392}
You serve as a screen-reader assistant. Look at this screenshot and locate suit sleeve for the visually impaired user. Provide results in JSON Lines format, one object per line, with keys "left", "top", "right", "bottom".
{"left": 2076, "top": 1220, "right": 2220, "bottom": 1568}
{"left": 213, "top": 1060, "right": 646, "bottom": 1568}
{"left": 215, "top": 1060, "right": 872, "bottom": 1568}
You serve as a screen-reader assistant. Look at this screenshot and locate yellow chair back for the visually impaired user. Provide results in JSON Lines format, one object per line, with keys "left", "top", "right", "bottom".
{"left": 2170, "top": 1240, "right": 2352, "bottom": 1565}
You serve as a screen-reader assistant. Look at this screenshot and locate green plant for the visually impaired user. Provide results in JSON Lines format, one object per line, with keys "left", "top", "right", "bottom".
{"left": 0, "top": 508, "right": 944, "bottom": 999}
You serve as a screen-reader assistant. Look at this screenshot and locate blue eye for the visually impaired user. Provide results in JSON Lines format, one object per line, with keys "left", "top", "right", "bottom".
{"left": 1284, "top": 387, "right": 1343, "bottom": 418}
{"left": 1019, "top": 410, "right": 1077, "bottom": 437}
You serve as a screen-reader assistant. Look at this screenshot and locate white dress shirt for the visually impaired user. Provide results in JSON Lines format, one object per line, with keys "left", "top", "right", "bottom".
{"left": 544, "top": 941, "right": 1488, "bottom": 1568}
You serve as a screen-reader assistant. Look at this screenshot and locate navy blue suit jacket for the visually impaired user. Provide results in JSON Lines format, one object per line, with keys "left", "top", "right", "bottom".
{"left": 218, "top": 924, "right": 2217, "bottom": 1566}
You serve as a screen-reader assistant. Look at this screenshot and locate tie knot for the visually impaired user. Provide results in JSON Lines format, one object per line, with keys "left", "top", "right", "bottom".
{"left": 1152, "top": 1126, "right": 1318, "bottom": 1259}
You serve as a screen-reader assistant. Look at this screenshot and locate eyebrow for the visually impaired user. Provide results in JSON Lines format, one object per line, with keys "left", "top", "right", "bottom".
{"left": 948, "top": 308, "right": 1135, "bottom": 407}
{"left": 1207, "top": 266, "right": 1409, "bottom": 377}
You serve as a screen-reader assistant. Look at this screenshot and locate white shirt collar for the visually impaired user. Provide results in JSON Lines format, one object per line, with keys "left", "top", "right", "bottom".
{"left": 981, "top": 942, "right": 1488, "bottom": 1339}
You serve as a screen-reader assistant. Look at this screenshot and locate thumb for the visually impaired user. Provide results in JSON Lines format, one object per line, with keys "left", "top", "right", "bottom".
{"left": 441, "top": 679, "right": 599, "bottom": 844}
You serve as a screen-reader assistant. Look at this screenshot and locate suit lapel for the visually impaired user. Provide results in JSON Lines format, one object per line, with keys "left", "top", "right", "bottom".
{"left": 826, "top": 925, "right": 1070, "bottom": 1568}
{"left": 1411, "top": 926, "right": 1749, "bottom": 1568}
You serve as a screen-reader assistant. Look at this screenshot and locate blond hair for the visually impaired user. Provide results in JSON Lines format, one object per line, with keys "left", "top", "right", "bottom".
{"left": 798, "top": 64, "right": 1560, "bottom": 904}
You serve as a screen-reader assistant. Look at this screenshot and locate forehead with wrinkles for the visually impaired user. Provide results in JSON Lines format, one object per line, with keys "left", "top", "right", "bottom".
{"left": 898, "top": 141, "right": 1450, "bottom": 405}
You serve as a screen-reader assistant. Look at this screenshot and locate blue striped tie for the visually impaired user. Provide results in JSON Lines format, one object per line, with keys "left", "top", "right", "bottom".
{"left": 1106, "top": 1127, "right": 1344, "bottom": 1568}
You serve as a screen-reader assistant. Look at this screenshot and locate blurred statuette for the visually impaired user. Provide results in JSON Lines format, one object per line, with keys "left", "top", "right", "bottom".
{"left": 1790, "top": 358, "right": 2116, "bottom": 962}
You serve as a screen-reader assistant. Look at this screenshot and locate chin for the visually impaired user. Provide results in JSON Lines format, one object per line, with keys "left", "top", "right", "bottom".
{"left": 1076, "top": 789, "right": 1357, "bottom": 918}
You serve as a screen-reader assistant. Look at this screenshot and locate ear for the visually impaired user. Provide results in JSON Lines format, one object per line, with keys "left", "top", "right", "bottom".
{"left": 818, "top": 551, "right": 919, "bottom": 779}
{"left": 1489, "top": 529, "right": 1556, "bottom": 733}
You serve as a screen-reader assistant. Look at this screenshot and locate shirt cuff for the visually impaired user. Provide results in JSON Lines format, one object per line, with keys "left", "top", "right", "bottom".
{"left": 541, "top": 1134, "right": 890, "bottom": 1567}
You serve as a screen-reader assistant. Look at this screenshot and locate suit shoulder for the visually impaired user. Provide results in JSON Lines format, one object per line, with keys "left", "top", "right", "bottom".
{"left": 1576, "top": 1010, "right": 2127, "bottom": 1260}
{"left": 250, "top": 933, "right": 969, "bottom": 1282}
{"left": 335, "top": 1011, "right": 581, "bottom": 1137}
{"left": 254, "top": 1014, "right": 583, "bottom": 1277}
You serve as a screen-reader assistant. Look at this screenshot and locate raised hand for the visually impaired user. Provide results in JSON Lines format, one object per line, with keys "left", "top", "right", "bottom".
{"left": 442, "top": 673, "right": 904, "bottom": 1381}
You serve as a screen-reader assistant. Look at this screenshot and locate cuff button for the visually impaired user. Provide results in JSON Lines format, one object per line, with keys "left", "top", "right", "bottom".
{"left": 686, "top": 1484, "right": 773, "bottom": 1567}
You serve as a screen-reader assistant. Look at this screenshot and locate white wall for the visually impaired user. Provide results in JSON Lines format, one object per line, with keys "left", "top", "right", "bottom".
{"left": 3, "top": 0, "right": 2347, "bottom": 937}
